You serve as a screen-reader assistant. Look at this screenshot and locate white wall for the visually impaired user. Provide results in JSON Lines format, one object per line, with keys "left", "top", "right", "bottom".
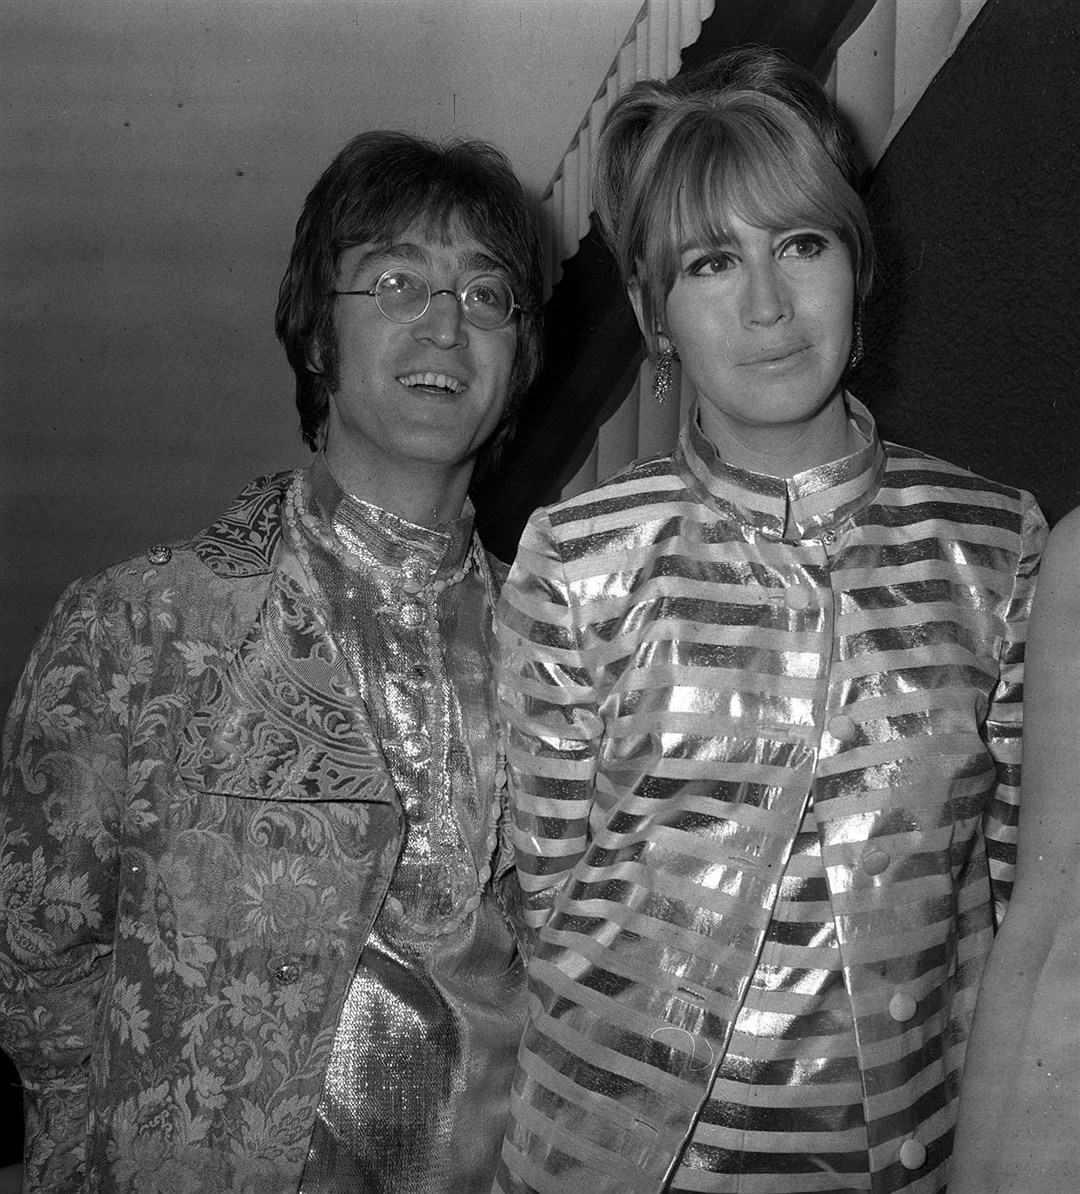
{"left": 0, "top": 0, "right": 642, "bottom": 708}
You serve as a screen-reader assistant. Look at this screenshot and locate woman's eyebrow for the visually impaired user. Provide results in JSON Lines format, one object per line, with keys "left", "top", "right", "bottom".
{"left": 679, "top": 234, "right": 735, "bottom": 253}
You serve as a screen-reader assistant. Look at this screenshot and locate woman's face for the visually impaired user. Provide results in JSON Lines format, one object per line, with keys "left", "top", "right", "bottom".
{"left": 657, "top": 212, "right": 855, "bottom": 458}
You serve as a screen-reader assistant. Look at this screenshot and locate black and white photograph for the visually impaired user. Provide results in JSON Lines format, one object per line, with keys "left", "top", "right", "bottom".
{"left": 2, "top": 1, "right": 1076, "bottom": 1191}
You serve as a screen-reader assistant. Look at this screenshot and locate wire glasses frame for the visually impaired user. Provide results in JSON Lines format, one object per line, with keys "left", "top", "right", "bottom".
{"left": 333, "top": 267, "right": 525, "bottom": 330}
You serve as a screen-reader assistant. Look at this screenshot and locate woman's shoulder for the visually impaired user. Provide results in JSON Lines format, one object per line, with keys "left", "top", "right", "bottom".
{"left": 881, "top": 438, "right": 1024, "bottom": 494}
{"left": 1032, "top": 506, "right": 1080, "bottom": 619}
{"left": 1045, "top": 504, "right": 1080, "bottom": 556}
{"left": 879, "top": 438, "right": 1043, "bottom": 523}
{"left": 538, "top": 450, "right": 684, "bottom": 525}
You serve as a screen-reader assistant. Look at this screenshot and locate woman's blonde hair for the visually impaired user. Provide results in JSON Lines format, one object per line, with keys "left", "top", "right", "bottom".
{"left": 594, "top": 49, "right": 874, "bottom": 361}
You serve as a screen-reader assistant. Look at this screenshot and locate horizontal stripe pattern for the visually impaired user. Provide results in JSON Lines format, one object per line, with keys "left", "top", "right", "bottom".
{"left": 669, "top": 799, "right": 871, "bottom": 1191}
{"left": 495, "top": 403, "right": 1044, "bottom": 1193}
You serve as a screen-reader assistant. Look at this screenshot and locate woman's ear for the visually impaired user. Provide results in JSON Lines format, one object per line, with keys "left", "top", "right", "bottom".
{"left": 628, "top": 283, "right": 648, "bottom": 338}
{"left": 305, "top": 339, "right": 324, "bottom": 374}
{"left": 628, "top": 284, "right": 670, "bottom": 361}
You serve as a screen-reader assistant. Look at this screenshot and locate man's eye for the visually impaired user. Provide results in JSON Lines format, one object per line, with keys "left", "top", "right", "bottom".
{"left": 471, "top": 284, "right": 499, "bottom": 306}
{"left": 380, "top": 270, "right": 423, "bottom": 294}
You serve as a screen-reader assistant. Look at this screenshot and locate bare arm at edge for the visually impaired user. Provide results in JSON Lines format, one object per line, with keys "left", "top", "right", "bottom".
{"left": 949, "top": 506, "right": 1080, "bottom": 1194}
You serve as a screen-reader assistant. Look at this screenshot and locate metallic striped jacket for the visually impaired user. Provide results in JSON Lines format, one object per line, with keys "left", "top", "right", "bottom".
{"left": 494, "top": 399, "right": 1045, "bottom": 1194}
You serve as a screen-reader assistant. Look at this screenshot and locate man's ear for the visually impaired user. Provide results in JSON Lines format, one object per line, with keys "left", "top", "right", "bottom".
{"left": 305, "top": 338, "right": 324, "bottom": 375}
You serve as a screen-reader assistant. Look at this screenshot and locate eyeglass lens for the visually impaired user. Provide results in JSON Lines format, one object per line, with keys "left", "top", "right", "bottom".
{"left": 375, "top": 269, "right": 514, "bottom": 329}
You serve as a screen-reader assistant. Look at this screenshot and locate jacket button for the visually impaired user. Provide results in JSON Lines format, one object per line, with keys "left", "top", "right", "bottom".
{"left": 399, "top": 602, "right": 425, "bottom": 629}
{"left": 385, "top": 896, "right": 405, "bottom": 918}
{"left": 899, "top": 1138, "right": 927, "bottom": 1170}
{"left": 783, "top": 584, "right": 812, "bottom": 611}
{"left": 827, "top": 714, "right": 857, "bottom": 742}
{"left": 862, "top": 849, "right": 890, "bottom": 875}
{"left": 889, "top": 991, "right": 918, "bottom": 1022}
{"left": 407, "top": 664, "right": 433, "bottom": 691}
{"left": 146, "top": 544, "right": 172, "bottom": 565}
{"left": 401, "top": 731, "right": 431, "bottom": 762}
{"left": 272, "top": 962, "right": 301, "bottom": 985}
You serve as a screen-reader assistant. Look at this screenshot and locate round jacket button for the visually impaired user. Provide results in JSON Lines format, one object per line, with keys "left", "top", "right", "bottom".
{"left": 899, "top": 1138, "right": 927, "bottom": 1170}
{"left": 862, "top": 849, "right": 890, "bottom": 875}
{"left": 889, "top": 991, "right": 918, "bottom": 1022}
{"left": 408, "top": 664, "right": 433, "bottom": 690}
{"left": 828, "top": 714, "right": 857, "bottom": 742}
{"left": 384, "top": 896, "right": 404, "bottom": 918}
{"left": 401, "top": 731, "right": 431, "bottom": 762}
{"left": 399, "top": 602, "right": 425, "bottom": 629}
{"left": 820, "top": 529, "right": 838, "bottom": 546}
{"left": 273, "top": 962, "right": 300, "bottom": 985}
{"left": 783, "top": 585, "right": 812, "bottom": 611}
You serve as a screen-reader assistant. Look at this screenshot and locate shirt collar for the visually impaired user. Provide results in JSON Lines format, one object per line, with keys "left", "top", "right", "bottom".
{"left": 308, "top": 452, "right": 475, "bottom": 574}
{"left": 674, "top": 394, "right": 886, "bottom": 539}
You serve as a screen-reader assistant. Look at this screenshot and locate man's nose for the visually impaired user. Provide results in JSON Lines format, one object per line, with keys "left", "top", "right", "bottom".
{"left": 415, "top": 288, "right": 468, "bottom": 346}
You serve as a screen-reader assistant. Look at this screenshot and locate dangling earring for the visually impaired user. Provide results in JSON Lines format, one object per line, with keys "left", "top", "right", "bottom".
{"left": 849, "top": 314, "right": 864, "bottom": 370}
{"left": 653, "top": 345, "right": 678, "bottom": 404}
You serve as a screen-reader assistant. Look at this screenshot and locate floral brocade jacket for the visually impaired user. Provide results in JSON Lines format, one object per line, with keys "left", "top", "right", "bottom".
{"left": 494, "top": 403, "right": 1046, "bottom": 1194}
{"left": 0, "top": 472, "right": 515, "bottom": 1193}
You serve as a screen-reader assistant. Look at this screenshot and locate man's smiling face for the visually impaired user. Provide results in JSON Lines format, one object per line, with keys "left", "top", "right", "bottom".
{"left": 322, "top": 217, "right": 518, "bottom": 496}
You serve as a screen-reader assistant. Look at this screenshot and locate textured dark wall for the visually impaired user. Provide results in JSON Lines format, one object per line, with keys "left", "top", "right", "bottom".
{"left": 854, "top": 0, "right": 1079, "bottom": 524}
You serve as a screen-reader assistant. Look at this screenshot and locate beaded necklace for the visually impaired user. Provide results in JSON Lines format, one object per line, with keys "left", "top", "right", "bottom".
{"left": 282, "top": 470, "right": 506, "bottom": 938}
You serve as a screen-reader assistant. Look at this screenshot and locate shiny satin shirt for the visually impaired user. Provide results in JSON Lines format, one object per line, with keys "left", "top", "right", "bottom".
{"left": 297, "top": 459, "right": 526, "bottom": 1193}
{"left": 493, "top": 398, "right": 1045, "bottom": 1194}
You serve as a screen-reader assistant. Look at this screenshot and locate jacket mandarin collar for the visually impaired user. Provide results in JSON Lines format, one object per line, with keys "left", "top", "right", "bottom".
{"left": 675, "top": 394, "right": 886, "bottom": 540}
{"left": 190, "top": 459, "right": 476, "bottom": 581}
{"left": 310, "top": 453, "right": 474, "bottom": 576}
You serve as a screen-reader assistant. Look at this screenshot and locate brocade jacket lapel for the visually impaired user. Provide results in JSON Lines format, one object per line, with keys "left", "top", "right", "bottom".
{"left": 176, "top": 541, "right": 397, "bottom": 806}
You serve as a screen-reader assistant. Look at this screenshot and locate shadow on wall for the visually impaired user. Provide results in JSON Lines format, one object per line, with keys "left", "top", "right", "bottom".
{"left": 851, "top": 0, "right": 1079, "bottom": 525}
{"left": 476, "top": 0, "right": 1079, "bottom": 560}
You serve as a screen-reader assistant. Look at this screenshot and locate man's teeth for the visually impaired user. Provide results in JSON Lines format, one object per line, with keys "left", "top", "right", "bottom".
{"left": 397, "top": 372, "right": 463, "bottom": 393}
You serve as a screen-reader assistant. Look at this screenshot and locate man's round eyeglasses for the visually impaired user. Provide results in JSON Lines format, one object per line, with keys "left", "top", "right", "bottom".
{"left": 333, "top": 268, "right": 524, "bottom": 330}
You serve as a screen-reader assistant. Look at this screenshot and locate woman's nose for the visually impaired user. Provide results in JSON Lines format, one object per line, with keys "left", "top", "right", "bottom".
{"left": 742, "top": 260, "right": 790, "bottom": 327}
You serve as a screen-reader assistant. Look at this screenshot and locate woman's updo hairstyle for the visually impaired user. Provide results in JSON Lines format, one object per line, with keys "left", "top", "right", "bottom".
{"left": 594, "top": 47, "right": 874, "bottom": 361}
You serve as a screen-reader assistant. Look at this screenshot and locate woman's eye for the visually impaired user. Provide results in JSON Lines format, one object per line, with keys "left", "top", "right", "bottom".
{"left": 686, "top": 254, "right": 734, "bottom": 276}
{"left": 780, "top": 234, "right": 829, "bottom": 259}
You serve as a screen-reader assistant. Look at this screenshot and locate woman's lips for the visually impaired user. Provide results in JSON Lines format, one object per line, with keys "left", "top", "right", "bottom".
{"left": 742, "top": 344, "right": 811, "bottom": 368}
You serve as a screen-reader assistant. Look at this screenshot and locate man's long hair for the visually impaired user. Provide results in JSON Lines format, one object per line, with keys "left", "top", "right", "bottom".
{"left": 275, "top": 131, "right": 544, "bottom": 470}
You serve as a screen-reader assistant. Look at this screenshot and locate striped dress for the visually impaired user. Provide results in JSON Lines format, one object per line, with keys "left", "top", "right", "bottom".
{"left": 493, "top": 398, "right": 1045, "bottom": 1194}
